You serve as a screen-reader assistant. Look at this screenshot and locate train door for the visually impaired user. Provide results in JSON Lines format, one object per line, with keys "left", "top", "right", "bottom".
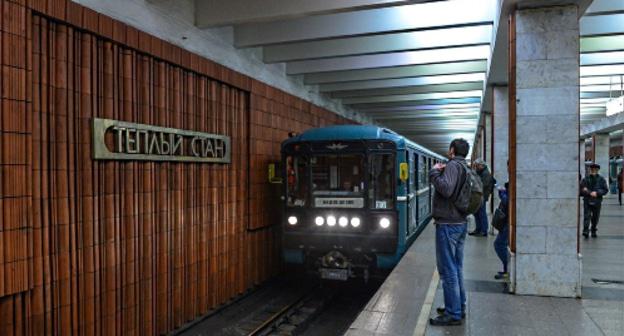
{"left": 408, "top": 151, "right": 418, "bottom": 235}
{"left": 428, "top": 158, "right": 433, "bottom": 210}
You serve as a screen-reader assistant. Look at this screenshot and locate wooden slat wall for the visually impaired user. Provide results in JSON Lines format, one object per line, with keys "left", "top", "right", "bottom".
{"left": 0, "top": 1, "right": 355, "bottom": 335}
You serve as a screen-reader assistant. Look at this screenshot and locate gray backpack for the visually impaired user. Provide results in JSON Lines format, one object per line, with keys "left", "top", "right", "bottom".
{"left": 454, "top": 163, "right": 483, "bottom": 214}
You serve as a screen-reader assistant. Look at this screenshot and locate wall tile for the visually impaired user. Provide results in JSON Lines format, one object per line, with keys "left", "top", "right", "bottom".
{"left": 516, "top": 87, "right": 579, "bottom": 116}
{"left": 516, "top": 58, "right": 579, "bottom": 89}
{"left": 516, "top": 226, "right": 547, "bottom": 254}
{"left": 516, "top": 198, "right": 577, "bottom": 227}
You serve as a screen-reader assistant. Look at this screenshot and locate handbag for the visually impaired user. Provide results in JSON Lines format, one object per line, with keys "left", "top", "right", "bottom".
{"left": 492, "top": 207, "right": 507, "bottom": 231}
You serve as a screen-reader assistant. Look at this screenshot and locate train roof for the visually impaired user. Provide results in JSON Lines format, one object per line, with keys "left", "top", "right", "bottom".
{"left": 282, "top": 125, "right": 445, "bottom": 160}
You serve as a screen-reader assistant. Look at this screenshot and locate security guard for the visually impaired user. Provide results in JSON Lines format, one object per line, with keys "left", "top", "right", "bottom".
{"left": 580, "top": 163, "right": 609, "bottom": 238}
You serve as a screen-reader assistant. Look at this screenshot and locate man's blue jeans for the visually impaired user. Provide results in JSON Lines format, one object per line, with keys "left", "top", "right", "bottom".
{"left": 494, "top": 224, "right": 509, "bottom": 273}
{"left": 474, "top": 201, "right": 488, "bottom": 234}
{"left": 436, "top": 223, "right": 467, "bottom": 320}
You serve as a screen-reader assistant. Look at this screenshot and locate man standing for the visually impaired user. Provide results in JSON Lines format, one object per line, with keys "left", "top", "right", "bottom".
{"left": 470, "top": 159, "right": 495, "bottom": 236}
{"left": 428, "top": 139, "right": 470, "bottom": 326}
{"left": 618, "top": 168, "right": 623, "bottom": 206}
{"left": 581, "top": 163, "right": 609, "bottom": 238}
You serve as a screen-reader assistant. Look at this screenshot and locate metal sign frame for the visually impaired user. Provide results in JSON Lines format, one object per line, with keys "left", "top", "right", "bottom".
{"left": 92, "top": 118, "right": 231, "bottom": 163}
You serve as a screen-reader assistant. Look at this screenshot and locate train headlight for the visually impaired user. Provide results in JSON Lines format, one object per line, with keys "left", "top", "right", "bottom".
{"left": 315, "top": 216, "right": 324, "bottom": 226}
{"left": 338, "top": 216, "right": 348, "bottom": 227}
{"left": 327, "top": 215, "right": 337, "bottom": 226}
{"left": 350, "top": 217, "right": 361, "bottom": 228}
{"left": 379, "top": 217, "right": 391, "bottom": 229}
{"left": 287, "top": 216, "right": 298, "bottom": 225}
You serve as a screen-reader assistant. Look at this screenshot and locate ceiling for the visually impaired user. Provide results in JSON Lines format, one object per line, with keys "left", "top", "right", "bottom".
{"left": 192, "top": 0, "right": 621, "bottom": 154}
{"left": 579, "top": 0, "right": 624, "bottom": 127}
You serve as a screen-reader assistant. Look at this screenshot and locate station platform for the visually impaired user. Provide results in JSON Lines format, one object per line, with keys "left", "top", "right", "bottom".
{"left": 346, "top": 197, "right": 624, "bottom": 336}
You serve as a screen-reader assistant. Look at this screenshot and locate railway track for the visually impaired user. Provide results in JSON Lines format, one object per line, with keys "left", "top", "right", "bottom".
{"left": 176, "top": 276, "right": 381, "bottom": 336}
{"left": 245, "top": 284, "right": 330, "bottom": 336}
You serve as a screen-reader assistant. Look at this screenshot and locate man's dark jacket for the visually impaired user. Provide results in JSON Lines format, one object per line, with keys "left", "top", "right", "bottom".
{"left": 429, "top": 156, "right": 468, "bottom": 224}
{"left": 478, "top": 166, "right": 495, "bottom": 202}
{"left": 580, "top": 174, "right": 608, "bottom": 205}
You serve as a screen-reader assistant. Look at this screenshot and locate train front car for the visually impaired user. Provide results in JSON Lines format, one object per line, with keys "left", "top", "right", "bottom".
{"left": 280, "top": 125, "right": 438, "bottom": 281}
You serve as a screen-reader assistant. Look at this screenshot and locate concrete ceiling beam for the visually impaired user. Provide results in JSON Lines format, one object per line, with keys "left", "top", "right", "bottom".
{"left": 263, "top": 25, "right": 493, "bottom": 63}
{"left": 321, "top": 73, "right": 486, "bottom": 92}
{"left": 581, "top": 112, "right": 624, "bottom": 138}
{"left": 581, "top": 35, "right": 624, "bottom": 53}
{"left": 286, "top": 45, "right": 490, "bottom": 75}
{"left": 584, "top": 0, "right": 624, "bottom": 15}
{"left": 306, "top": 60, "right": 487, "bottom": 85}
{"left": 342, "top": 90, "right": 483, "bottom": 105}
{"left": 331, "top": 82, "right": 485, "bottom": 99}
{"left": 581, "top": 13, "right": 624, "bottom": 36}
{"left": 195, "top": 0, "right": 425, "bottom": 28}
{"left": 233, "top": 0, "right": 496, "bottom": 47}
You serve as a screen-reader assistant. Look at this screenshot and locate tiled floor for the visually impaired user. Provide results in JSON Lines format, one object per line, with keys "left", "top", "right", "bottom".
{"left": 426, "top": 197, "right": 624, "bottom": 336}
{"left": 347, "top": 197, "right": 624, "bottom": 336}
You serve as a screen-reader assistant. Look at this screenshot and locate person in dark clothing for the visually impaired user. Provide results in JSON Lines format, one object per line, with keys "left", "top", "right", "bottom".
{"left": 618, "top": 168, "right": 623, "bottom": 206}
{"left": 469, "top": 159, "right": 495, "bottom": 237}
{"left": 493, "top": 182, "right": 509, "bottom": 280}
{"left": 428, "top": 139, "right": 470, "bottom": 327}
{"left": 581, "top": 163, "right": 609, "bottom": 238}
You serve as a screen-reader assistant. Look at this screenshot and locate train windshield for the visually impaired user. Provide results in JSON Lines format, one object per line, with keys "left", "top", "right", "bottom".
{"left": 368, "top": 154, "right": 395, "bottom": 209}
{"left": 310, "top": 154, "right": 365, "bottom": 196}
{"left": 285, "top": 150, "right": 395, "bottom": 209}
{"left": 286, "top": 155, "right": 310, "bottom": 207}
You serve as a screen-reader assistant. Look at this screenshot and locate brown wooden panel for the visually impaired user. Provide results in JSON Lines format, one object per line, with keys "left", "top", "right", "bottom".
{"left": 0, "top": 0, "right": 356, "bottom": 334}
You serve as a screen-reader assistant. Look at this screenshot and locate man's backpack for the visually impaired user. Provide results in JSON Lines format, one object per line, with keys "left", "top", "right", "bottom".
{"left": 454, "top": 163, "right": 483, "bottom": 214}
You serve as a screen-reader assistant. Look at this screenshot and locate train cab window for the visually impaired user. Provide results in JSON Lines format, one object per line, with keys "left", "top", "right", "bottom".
{"left": 419, "top": 156, "right": 428, "bottom": 189}
{"left": 310, "top": 155, "right": 364, "bottom": 196}
{"left": 286, "top": 155, "right": 309, "bottom": 207}
{"left": 368, "top": 154, "right": 395, "bottom": 209}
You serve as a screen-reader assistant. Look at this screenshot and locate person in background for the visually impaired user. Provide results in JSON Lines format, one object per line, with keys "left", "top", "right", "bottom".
{"left": 493, "top": 182, "right": 509, "bottom": 280}
{"left": 618, "top": 168, "right": 623, "bottom": 206}
{"left": 580, "top": 163, "right": 609, "bottom": 238}
{"left": 469, "top": 159, "right": 495, "bottom": 237}
{"left": 428, "top": 139, "right": 470, "bottom": 326}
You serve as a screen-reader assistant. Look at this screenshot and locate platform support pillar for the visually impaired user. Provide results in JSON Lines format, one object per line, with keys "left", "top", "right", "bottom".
{"left": 512, "top": 5, "right": 581, "bottom": 298}
{"left": 592, "top": 133, "right": 610, "bottom": 190}
{"left": 580, "top": 139, "right": 586, "bottom": 176}
{"left": 492, "top": 86, "right": 509, "bottom": 211}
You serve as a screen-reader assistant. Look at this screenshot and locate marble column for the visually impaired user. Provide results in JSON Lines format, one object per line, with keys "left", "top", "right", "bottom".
{"left": 513, "top": 5, "right": 581, "bottom": 297}
{"left": 493, "top": 87, "right": 509, "bottom": 183}
{"left": 493, "top": 86, "right": 509, "bottom": 211}
{"left": 485, "top": 112, "right": 493, "bottom": 168}
{"left": 579, "top": 139, "right": 586, "bottom": 177}
{"left": 593, "top": 133, "right": 610, "bottom": 190}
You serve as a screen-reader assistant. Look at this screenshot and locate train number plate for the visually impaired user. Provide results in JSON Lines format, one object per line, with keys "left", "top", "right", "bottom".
{"left": 320, "top": 268, "right": 349, "bottom": 281}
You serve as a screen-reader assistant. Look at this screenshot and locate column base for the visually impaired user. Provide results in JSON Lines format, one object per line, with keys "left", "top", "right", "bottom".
{"left": 513, "top": 253, "right": 581, "bottom": 298}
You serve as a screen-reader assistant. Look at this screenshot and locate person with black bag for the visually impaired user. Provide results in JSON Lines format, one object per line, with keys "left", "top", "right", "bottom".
{"left": 580, "top": 163, "right": 609, "bottom": 238}
{"left": 491, "top": 182, "right": 509, "bottom": 280}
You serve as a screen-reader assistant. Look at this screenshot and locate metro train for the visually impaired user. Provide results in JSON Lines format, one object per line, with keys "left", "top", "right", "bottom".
{"left": 280, "top": 125, "right": 445, "bottom": 281}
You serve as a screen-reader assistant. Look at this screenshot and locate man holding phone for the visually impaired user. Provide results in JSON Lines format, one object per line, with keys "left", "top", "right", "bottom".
{"left": 428, "top": 139, "right": 470, "bottom": 326}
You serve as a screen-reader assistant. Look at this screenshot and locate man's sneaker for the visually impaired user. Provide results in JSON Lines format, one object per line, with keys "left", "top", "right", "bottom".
{"left": 494, "top": 272, "right": 509, "bottom": 280}
{"left": 436, "top": 307, "right": 465, "bottom": 319}
{"left": 583, "top": 232, "right": 589, "bottom": 238}
{"left": 468, "top": 231, "right": 482, "bottom": 236}
{"left": 591, "top": 232, "right": 597, "bottom": 238}
{"left": 429, "top": 314, "right": 462, "bottom": 326}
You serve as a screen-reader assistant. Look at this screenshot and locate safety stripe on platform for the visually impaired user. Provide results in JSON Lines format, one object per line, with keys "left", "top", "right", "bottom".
{"left": 413, "top": 268, "right": 440, "bottom": 336}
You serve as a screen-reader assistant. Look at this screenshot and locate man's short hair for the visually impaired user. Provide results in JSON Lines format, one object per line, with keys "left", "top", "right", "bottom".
{"left": 449, "top": 138, "right": 469, "bottom": 157}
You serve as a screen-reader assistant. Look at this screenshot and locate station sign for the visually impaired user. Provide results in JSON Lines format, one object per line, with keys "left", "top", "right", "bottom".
{"left": 92, "top": 118, "right": 230, "bottom": 163}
